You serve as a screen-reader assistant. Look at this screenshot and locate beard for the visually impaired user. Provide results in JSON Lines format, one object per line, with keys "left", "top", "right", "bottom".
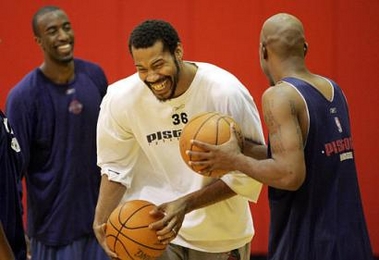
{"left": 166, "top": 58, "right": 181, "bottom": 100}
{"left": 146, "top": 57, "right": 181, "bottom": 102}
{"left": 56, "top": 51, "right": 74, "bottom": 64}
{"left": 60, "top": 55, "right": 74, "bottom": 63}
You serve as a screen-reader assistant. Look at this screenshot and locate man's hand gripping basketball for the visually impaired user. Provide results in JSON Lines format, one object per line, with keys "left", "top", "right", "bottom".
{"left": 149, "top": 199, "right": 186, "bottom": 244}
{"left": 188, "top": 123, "right": 243, "bottom": 175}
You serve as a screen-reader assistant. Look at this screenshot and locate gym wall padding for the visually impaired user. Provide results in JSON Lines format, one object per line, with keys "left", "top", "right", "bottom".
{"left": 1, "top": 0, "right": 378, "bottom": 256}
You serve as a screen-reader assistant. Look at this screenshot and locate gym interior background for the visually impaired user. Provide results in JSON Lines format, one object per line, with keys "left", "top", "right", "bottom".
{"left": 1, "top": 0, "right": 378, "bottom": 258}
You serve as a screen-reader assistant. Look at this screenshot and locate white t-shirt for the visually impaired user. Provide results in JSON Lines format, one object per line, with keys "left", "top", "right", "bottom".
{"left": 97, "top": 62, "right": 265, "bottom": 252}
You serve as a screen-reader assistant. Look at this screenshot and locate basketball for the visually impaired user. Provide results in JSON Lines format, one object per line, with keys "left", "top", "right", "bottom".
{"left": 105, "top": 200, "right": 167, "bottom": 260}
{"left": 179, "top": 111, "right": 244, "bottom": 177}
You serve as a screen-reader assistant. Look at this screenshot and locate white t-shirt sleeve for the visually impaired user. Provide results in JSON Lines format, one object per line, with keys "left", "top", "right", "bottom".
{"left": 221, "top": 172, "right": 262, "bottom": 202}
{"left": 96, "top": 86, "right": 139, "bottom": 188}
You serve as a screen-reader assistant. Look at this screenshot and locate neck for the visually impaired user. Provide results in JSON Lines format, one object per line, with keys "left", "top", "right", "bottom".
{"left": 40, "top": 60, "right": 75, "bottom": 84}
{"left": 275, "top": 59, "right": 309, "bottom": 82}
{"left": 175, "top": 61, "right": 198, "bottom": 96}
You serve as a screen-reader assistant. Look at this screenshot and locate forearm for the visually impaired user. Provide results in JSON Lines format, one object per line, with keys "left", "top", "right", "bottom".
{"left": 242, "top": 139, "right": 268, "bottom": 160}
{"left": 232, "top": 154, "right": 304, "bottom": 191}
{"left": 94, "top": 174, "right": 126, "bottom": 225}
{"left": 181, "top": 179, "right": 236, "bottom": 214}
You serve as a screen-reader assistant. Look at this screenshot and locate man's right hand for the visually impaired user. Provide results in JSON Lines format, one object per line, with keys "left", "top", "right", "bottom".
{"left": 93, "top": 222, "right": 119, "bottom": 259}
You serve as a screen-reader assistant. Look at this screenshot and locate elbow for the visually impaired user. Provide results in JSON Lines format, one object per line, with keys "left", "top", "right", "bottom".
{"left": 276, "top": 170, "right": 305, "bottom": 191}
{"left": 286, "top": 176, "right": 305, "bottom": 191}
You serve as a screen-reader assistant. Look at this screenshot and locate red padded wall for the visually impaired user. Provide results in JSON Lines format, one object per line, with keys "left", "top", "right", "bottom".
{"left": 1, "top": 0, "right": 378, "bottom": 256}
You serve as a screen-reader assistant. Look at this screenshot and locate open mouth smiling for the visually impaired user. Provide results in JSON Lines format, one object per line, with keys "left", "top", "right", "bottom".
{"left": 151, "top": 79, "right": 167, "bottom": 91}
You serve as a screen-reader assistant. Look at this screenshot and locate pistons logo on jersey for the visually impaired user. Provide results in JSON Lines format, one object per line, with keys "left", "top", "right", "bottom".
{"left": 69, "top": 99, "right": 84, "bottom": 114}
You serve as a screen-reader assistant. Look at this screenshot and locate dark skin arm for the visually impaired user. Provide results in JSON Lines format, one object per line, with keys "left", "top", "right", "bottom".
{"left": 93, "top": 175, "right": 126, "bottom": 259}
{"left": 188, "top": 83, "right": 306, "bottom": 191}
{"left": 243, "top": 138, "right": 268, "bottom": 160}
{"left": 94, "top": 175, "right": 236, "bottom": 259}
{"left": 150, "top": 178, "right": 236, "bottom": 236}
{"left": 0, "top": 222, "right": 14, "bottom": 260}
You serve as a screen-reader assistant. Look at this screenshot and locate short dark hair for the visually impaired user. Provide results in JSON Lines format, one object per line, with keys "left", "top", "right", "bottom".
{"left": 128, "top": 20, "right": 181, "bottom": 55}
{"left": 32, "top": 6, "right": 61, "bottom": 36}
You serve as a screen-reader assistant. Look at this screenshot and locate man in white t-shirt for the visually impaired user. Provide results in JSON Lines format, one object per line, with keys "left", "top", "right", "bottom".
{"left": 93, "top": 19, "right": 265, "bottom": 260}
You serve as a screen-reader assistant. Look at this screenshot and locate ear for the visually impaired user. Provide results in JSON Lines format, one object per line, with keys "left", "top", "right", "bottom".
{"left": 263, "top": 46, "right": 268, "bottom": 59}
{"left": 175, "top": 43, "right": 183, "bottom": 60}
{"left": 304, "top": 42, "right": 308, "bottom": 56}
{"left": 261, "top": 43, "right": 268, "bottom": 59}
{"left": 34, "top": 36, "right": 42, "bottom": 46}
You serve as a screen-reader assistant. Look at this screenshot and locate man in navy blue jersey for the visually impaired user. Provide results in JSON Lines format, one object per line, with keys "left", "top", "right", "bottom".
{"left": 188, "top": 13, "right": 373, "bottom": 259}
{"left": 6, "top": 6, "right": 108, "bottom": 260}
{"left": 0, "top": 110, "right": 26, "bottom": 260}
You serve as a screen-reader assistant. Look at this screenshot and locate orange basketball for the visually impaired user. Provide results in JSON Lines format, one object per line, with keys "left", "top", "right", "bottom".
{"left": 105, "top": 200, "right": 167, "bottom": 260}
{"left": 179, "top": 111, "right": 244, "bottom": 178}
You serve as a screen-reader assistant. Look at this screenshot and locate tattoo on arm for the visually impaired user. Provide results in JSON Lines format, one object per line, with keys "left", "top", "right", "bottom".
{"left": 265, "top": 98, "right": 302, "bottom": 154}
{"left": 289, "top": 100, "right": 303, "bottom": 149}
{"left": 265, "top": 99, "right": 285, "bottom": 154}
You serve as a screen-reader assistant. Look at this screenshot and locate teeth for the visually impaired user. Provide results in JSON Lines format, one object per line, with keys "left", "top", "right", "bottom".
{"left": 57, "top": 44, "right": 71, "bottom": 52}
{"left": 151, "top": 79, "right": 167, "bottom": 91}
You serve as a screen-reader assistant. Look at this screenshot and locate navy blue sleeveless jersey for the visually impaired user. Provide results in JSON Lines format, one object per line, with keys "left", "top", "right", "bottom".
{"left": 267, "top": 77, "right": 373, "bottom": 260}
{"left": 0, "top": 110, "right": 26, "bottom": 259}
{"left": 5, "top": 59, "right": 108, "bottom": 246}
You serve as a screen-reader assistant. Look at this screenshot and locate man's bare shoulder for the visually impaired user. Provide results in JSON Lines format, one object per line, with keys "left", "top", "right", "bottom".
{"left": 262, "top": 81, "right": 301, "bottom": 102}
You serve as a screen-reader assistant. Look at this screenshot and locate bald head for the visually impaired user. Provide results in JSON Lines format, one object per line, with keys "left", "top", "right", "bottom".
{"left": 261, "top": 13, "right": 306, "bottom": 59}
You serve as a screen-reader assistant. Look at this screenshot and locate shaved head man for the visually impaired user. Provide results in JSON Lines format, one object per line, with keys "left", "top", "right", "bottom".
{"left": 188, "top": 13, "right": 374, "bottom": 260}
{"left": 259, "top": 13, "right": 308, "bottom": 85}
